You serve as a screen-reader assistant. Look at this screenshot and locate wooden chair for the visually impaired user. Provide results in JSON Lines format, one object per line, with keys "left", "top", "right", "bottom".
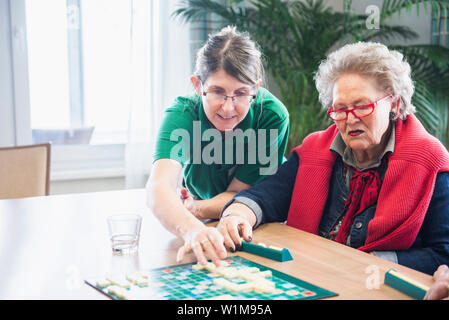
{"left": 0, "top": 143, "right": 51, "bottom": 199}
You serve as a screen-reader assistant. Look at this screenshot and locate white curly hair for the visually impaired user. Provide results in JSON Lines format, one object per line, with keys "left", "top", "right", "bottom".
{"left": 314, "top": 42, "right": 415, "bottom": 120}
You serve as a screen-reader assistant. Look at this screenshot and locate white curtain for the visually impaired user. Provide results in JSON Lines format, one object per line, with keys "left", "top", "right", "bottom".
{"left": 125, "top": 0, "right": 192, "bottom": 189}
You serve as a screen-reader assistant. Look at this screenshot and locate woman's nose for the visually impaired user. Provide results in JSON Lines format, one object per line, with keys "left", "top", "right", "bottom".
{"left": 346, "top": 111, "right": 359, "bottom": 124}
{"left": 221, "top": 97, "right": 235, "bottom": 112}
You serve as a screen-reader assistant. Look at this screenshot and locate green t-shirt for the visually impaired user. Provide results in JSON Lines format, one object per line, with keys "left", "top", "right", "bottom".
{"left": 153, "top": 87, "right": 289, "bottom": 200}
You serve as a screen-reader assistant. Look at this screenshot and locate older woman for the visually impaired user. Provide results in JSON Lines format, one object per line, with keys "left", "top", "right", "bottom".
{"left": 215, "top": 42, "right": 449, "bottom": 275}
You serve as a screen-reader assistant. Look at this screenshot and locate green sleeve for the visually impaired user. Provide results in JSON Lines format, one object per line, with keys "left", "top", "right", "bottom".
{"left": 153, "top": 96, "right": 198, "bottom": 166}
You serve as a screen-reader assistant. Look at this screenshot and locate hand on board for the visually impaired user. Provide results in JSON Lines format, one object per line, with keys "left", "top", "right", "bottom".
{"left": 176, "top": 225, "right": 227, "bottom": 267}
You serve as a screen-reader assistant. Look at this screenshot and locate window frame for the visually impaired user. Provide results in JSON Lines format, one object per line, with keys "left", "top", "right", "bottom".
{"left": 66, "top": 0, "right": 85, "bottom": 128}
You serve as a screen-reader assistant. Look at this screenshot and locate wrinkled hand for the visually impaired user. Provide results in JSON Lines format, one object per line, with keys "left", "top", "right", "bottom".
{"left": 176, "top": 225, "right": 227, "bottom": 267}
{"left": 425, "top": 265, "right": 449, "bottom": 300}
{"left": 180, "top": 188, "right": 200, "bottom": 218}
{"left": 216, "top": 214, "right": 253, "bottom": 253}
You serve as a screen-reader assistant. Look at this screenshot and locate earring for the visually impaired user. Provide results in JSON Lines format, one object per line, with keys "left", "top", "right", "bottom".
{"left": 389, "top": 112, "right": 396, "bottom": 121}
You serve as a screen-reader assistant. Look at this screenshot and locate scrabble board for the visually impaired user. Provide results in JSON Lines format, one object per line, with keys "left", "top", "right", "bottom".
{"left": 85, "top": 256, "right": 337, "bottom": 300}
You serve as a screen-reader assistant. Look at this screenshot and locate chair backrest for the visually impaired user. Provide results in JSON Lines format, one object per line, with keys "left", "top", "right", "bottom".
{"left": 0, "top": 143, "right": 51, "bottom": 199}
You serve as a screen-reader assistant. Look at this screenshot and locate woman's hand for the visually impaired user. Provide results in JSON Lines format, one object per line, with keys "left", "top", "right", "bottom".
{"left": 176, "top": 225, "right": 227, "bottom": 267}
{"left": 216, "top": 203, "right": 256, "bottom": 252}
{"left": 180, "top": 188, "right": 201, "bottom": 218}
{"left": 425, "top": 265, "right": 449, "bottom": 300}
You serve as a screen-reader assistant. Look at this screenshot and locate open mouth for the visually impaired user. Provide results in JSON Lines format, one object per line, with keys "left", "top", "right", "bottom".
{"left": 348, "top": 130, "right": 364, "bottom": 136}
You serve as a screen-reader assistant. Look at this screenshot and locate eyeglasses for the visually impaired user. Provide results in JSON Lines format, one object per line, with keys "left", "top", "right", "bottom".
{"left": 202, "top": 85, "right": 256, "bottom": 106}
{"left": 327, "top": 95, "right": 392, "bottom": 121}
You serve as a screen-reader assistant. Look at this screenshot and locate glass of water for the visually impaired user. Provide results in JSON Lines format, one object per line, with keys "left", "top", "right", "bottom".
{"left": 107, "top": 214, "right": 142, "bottom": 255}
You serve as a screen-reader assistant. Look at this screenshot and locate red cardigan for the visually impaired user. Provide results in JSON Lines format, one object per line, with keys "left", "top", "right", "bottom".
{"left": 286, "top": 114, "right": 449, "bottom": 252}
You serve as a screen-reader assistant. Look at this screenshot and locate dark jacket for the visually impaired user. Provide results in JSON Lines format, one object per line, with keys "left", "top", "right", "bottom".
{"left": 229, "top": 152, "right": 449, "bottom": 275}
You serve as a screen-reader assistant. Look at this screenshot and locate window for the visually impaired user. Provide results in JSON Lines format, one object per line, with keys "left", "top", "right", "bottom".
{"left": 6, "top": 0, "right": 191, "bottom": 182}
{"left": 25, "top": 0, "right": 132, "bottom": 145}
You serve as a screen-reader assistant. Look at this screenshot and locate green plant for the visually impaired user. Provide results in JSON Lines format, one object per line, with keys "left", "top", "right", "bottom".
{"left": 174, "top": 0, "right": 449, "bottom": 152}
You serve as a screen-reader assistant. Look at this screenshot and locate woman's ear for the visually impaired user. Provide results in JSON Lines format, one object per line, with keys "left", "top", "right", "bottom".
{"left": 255, "top": 78, "right": 262, "bottom": 91}
{"left": 190, "top": 75, "right": 202, "bottom": 96}
{"left": 390, "top": 95, "right": 401, "bottom": 116}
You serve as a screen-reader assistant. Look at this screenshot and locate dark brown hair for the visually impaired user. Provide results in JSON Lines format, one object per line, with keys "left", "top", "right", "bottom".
{"left": 194, "top": 26, "right": 264, "bottom": 86}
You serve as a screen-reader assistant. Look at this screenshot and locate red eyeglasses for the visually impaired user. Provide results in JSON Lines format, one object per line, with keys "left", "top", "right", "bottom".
{"left": 328, "top": 95, "right": 392, "bottom": 121}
